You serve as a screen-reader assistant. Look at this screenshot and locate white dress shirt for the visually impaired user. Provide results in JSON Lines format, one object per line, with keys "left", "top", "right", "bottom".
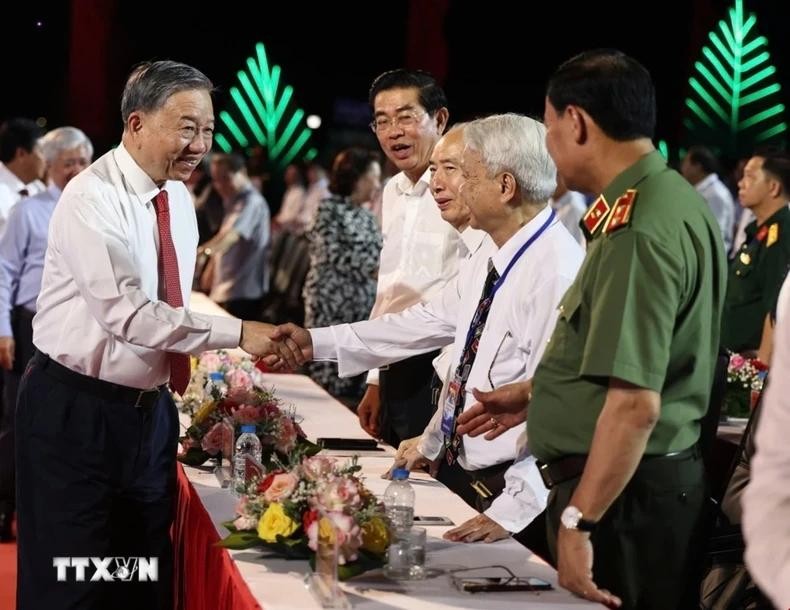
{"left": 300, "top": 177, "right": 330, "bottom": 233}
{"left": 743, "top": 273, "right": 790, "bottom": 609}
{"left": 34, "top": 143, "right": 241, "bottom": 390}
{"left": 274, "top": 184, "right": 306, "bottom": 231}
{"left": 549, "top": 190, "right": 587, "bottom": 246}
{"left": 311, "top": 207, "right": 584, "bottom": 526}
{"left": 0, "top": 162, "right": 46, "bottom": 237}
{"left": 365, "top": 169, "right": 461, "bottom": 385}
{"left": 695, "top": 173, "right": 735, "bottom": 253}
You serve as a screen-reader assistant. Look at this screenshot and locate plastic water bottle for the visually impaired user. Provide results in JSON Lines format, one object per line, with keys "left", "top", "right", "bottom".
{"left": 207, "top": 371, "right": 227, "bottom": 400}
{"left": 383, "top": 468, "right": 415, "bottom": 536}
{"left": 383, "top": 468, "right": 417, "bottom": 579}
{"left": 232, "top": 424, "right": 262, "bottom": 495}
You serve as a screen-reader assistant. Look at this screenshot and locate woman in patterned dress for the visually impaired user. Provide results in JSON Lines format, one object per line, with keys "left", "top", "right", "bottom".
{"left": 302, "top": 148, "right": 383, "bottom": 400}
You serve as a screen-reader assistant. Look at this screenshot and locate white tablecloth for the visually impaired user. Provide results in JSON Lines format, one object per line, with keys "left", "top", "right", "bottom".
{"left": 184, "top": 293, "right": 599, "bottom": 609}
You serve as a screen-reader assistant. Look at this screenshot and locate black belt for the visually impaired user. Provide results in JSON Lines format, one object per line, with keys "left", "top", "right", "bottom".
{"left": 30, "top": 350, "right": 164, "bottom": 409}
{"left": 537, "top": 445, "right": 700, "bottom": 490}
{"left": 466, "top": 459, "right": 513, "bottom": 500}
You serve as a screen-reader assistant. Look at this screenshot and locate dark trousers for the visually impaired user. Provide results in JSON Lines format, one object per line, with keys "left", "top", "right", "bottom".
{"left": 546, "top": 450, "right": 707, "bottom": 610}
{"left": 221, "top": 297, "right": 263, "bottom": 321}
{"left": 0, "top": 306, "right": 35, "bottom": 513}
{"left": 378, "top": 350, "right": 439, "bottom": 447}
{"left": 16, "top": 354, "right": 179, "bottom": 610}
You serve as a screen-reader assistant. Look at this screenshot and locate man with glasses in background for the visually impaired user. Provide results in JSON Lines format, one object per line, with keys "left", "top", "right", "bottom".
{"left": 356, "top": 69, "right": 461, "bottom": 447}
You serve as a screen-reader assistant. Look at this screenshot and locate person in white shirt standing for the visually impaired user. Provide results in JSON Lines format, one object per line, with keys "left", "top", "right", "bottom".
{"left": 743, "top": 273, "right": 790, "bottom": 609}
{"left": 681, "top": 145, "right": 736, "bottom": 253}
{"left": 0, "top": 127, "right": 93, "bottom": 543}
{"left": 15, "top": 61, "right": 302, "bottom": 610}
{"left": 0, "top": 118, "right": 47, "bottom": 236}
{"left": 274, "top": 114, "right": 583, "bottom": 557}
{"left": 357, "top": 69, "right": 461, "bottom": 447}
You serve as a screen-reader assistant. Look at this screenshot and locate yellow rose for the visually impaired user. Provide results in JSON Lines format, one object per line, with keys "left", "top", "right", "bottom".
{"left": 360, "top": 516, "right": 390, "bottom": 555}
{"left": 193, "top": 400, "right": 216, "bottom": 426}
{"left": 257, "top": 503, "right": 300, "bottom": 543}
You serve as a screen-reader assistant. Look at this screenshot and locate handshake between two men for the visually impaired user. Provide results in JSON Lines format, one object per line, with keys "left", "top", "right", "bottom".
{"left": 244, "top": 320, "right": 529, "bottom": 442}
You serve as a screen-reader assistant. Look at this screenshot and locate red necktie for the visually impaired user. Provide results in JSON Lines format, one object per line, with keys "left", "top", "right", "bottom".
{"left": 153, "top": 190, "right": 191, "bottom": 395}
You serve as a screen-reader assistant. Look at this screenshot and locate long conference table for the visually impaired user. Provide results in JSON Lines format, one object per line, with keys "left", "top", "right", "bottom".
{"left": 176, "top": 293, "right": 601, "bottom": 609}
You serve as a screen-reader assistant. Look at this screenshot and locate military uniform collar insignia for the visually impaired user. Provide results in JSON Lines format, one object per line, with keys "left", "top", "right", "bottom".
{"left": 580, "top": 194, "right": 610, "bottom": 239}
{"left": 604, "top": 189, "right": 638, "bottom": 234}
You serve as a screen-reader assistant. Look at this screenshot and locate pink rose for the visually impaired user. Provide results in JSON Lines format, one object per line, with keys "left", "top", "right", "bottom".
{"left": 306, "top": 511, "right": 362, "bottom": 565}
{"left": 275, "top": 417, "right": 298, "bottom": 453}
{"left": 199, "top": 352, "right": 222, "bottom": 372}
{"left": 226, "top": 369, "right": 253, "bottom": 391}
{"left": 301, "top": 456, "right": 335, "bottom": 481}
{"left": 201, "top": 422, "right": 232, "bottom": 456}
{"left": 263, "top": 472, "right": 298, "bottom": 502}
{"left": 233, "top": 515, "right": 258, "bottom": 531}
{"left": 226, "top": 387, "right": 258, "bottom": 406}
{"left": 730, "top": 354, "right": 745, "bottom": 370}
{"left": 233, "top": 405, "right": 264, "bottom": 425}
{"left": 315, "top": 477, "right": 362, "bottom": 512}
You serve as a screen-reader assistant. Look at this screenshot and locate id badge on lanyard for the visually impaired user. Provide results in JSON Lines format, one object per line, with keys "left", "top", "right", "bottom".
{"left": 441, "top": 373, "right": 464, "bottom": 437}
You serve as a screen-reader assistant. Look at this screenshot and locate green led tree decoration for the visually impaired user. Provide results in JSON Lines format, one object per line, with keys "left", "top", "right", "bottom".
{"left": 684, "top": 0, "right": 786, "bottom": 157}
{"left": 215, "top": 42, "right": 318, "bottom": 167}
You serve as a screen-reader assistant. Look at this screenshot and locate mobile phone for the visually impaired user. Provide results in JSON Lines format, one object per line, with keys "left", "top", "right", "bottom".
{"left": 413, "top": 515, "right": 454, "bottom": 525}
{"left": 316, "top": 437, "right": 383, "bottom": 451}
{"left": 460, "top": 577, "right": 553, "bottom": 593}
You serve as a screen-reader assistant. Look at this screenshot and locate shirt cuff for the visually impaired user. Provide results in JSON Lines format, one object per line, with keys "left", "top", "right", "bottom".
{"left": 0, "top": 311, "right": 11, "bottom": 338}
{"left": 366, "top": 368, "right": 380, "bottom": 385}
{"left": 309, "top": 327, "right": 338, "bottom": 361}
{"left": 205, "top": 315, "right": 242, "bottom": 351}
{"left": 483, "top": 458, "right": 548, "bottom": 533}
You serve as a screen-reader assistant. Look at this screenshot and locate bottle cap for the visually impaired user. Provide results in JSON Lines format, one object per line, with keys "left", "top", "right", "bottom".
{"left": 241, "top": 424, "right": 256, "bottom": 434}
{"left": 391, "top": 468, "right": 410, "bottom": 480}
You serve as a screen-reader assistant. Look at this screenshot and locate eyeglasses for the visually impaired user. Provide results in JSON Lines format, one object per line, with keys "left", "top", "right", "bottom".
{"left": 369, "top": 110, "right": 427, "bottom": 134}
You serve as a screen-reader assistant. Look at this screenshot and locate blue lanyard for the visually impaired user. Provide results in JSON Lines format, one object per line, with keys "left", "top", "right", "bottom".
{"left": 461, "top": 208, "right": 557, "bottom": 351}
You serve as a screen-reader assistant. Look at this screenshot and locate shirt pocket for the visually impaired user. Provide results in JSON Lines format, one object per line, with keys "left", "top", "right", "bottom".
{"left": 546, "top": 286, "right": 583, "bottom": 359}
{"left": 484, "top": 329, "right": 522, "bottom": 390}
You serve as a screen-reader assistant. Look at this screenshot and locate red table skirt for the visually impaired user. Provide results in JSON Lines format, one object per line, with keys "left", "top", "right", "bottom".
{"left": 174, "top": 464, "right": 262, "bottom": 610}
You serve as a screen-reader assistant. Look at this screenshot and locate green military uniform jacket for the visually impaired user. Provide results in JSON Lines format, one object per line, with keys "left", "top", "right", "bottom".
{"left": 721, "top": 205, "right": 790, "bottom": 352}
{"left": 528, "top": 151, "right": 727, "bottom": 463}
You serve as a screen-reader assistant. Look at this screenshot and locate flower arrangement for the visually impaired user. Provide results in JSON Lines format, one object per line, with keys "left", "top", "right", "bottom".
{"left": 724, "top": 352, "right": 769, "bottom": 419}
{"left": 219, "top": 455, "right": 390, "bottom": 580}
{"left": 177, "top": 350, "right": 315, "bottom": 468}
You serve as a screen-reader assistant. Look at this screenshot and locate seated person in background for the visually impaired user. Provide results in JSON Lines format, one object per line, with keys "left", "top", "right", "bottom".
{"left": 199, "top": 153, "right": 271, "bottom": 320}
{"left": 274, "top": 113, "right": 583, "bottom": 546}
{"left": 302, "top": 148, "right": 382, "bottom": 402}
{"left": 722, "top": 150, "right": 790, "bottom": 358}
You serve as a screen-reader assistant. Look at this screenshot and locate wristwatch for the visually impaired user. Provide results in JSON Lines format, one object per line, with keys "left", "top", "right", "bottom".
{"left": 560, "top": 505, "right": 597, "bottom": 533}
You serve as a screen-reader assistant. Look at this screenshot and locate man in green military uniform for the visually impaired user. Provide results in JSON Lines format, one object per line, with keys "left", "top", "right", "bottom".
{"left": 456, "top": 50, "right": 727, "bottom": 609}
{"left": 722, "top": 150, "right": 790, "bottom": 355}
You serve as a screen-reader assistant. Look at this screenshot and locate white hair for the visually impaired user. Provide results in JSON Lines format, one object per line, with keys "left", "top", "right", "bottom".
{"left": 38, "top": 126, "right": 93, "bottom": 164}
{"left": 463, "top": 113, "right": 556, "bottom": 202}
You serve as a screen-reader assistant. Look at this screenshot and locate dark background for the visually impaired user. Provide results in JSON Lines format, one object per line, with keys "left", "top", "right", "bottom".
{"left": 3, "top": 0, "right": 789, "bottom": 170}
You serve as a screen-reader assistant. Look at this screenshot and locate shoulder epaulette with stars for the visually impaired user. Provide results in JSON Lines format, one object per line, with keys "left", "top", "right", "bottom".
{"left": 603, "top": 189, "right": 637, "bottom": 234}
{"left": 580, "top": 195, "right": 610, "bottom": 240}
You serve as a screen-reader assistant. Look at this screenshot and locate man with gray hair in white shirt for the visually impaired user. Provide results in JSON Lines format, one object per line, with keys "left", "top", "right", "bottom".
{"left": 274, "top": 113, "right": 584, "bottom": 555}
{"left": 15, "top": 61, "right": 303, "bottom": 610}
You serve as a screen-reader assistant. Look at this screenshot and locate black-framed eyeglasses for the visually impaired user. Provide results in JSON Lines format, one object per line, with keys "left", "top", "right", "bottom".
{"left": 449, "top": 565, "right": 554, "bottom": 593}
